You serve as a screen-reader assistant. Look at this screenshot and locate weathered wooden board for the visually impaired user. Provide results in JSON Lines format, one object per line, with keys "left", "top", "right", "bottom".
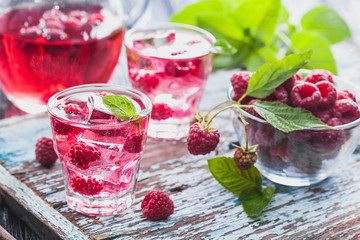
{"left": 1, "top": 42, "right": 360, "bottom": 239}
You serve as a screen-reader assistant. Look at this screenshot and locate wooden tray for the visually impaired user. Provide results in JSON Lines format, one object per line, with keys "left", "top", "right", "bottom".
{"left": 1, "top": 65, "right": 360, "bottom": 239}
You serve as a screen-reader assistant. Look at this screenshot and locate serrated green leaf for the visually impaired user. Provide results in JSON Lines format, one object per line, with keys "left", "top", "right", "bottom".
{"left": 102, "top": 95, "right": 136, "bottom": 121}
{"left": 245, "top": 50, "right": 312, "bottom": 98}
{"left": 242, "top": 186, "right": 275, "bottom": 216}
{"left": 207, "top": 157, "right": 262, "bottom": 196}
{"left": 301, "top": 6, "right": 351, "bottom": 44}
{"left": 234, "top": 0, "right": 281, "bottom": 43}
{"left": 252, "top": 101, "right": 333, "bottom": 133}
{"left": 290, "top": 32, "right": 337, "bottom": 74}
{"left": 210, "top": 39, "right": 238, "bottom": 55}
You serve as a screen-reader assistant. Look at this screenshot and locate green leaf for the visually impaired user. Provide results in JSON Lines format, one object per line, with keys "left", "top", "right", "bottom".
{"left": 301, "top": 6, "right": 351, "bottom": 44}
{"left": 170, "top": 0, "right": 234, "bottom": 26}
{"left": 207, "top": 157, "right": 262, "bottom": 196}
{"left": 244, "top": 46, "right": 278, "bottom": 72}
{"left": 252, "top": 101, "right": 333, "bottom": 133}
{"left": 290, "top": 32, "right": 337, "bottom": 74}
{"left": 210, "top": 39, "right": 238, "bottom": 55}
{"left": 245, "top": 50, "right": 312, "bottom": 98}
{"left": 242, "top": 187, "right": 275, "bottom": 216}
{"left": 102, "top": 95, "right": 136, "bottom": 121}
{"left": 197, "top": 12, "right": 243, "bottom": 40}
{"left": 234, "top": 0, "right": 281, "bottom": 43}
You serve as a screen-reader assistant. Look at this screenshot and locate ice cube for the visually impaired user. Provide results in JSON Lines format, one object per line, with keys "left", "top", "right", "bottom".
{"left": 133, "top": 30, "right": 176, "bottom": 49}
{"left": 20, "top": 26, "right": 42, "bottom": 39}
{"left": 87, "top": 93, "right": 117, "bottom": 123}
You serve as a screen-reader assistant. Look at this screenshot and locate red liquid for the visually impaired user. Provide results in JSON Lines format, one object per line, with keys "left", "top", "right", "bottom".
{"left": 0, "top": 5, "right": 124, "bottom": 108}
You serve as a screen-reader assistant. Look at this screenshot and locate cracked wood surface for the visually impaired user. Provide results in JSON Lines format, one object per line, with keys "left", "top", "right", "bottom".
{"left": 1, "top": 42, "right": 360, "bottom": 239}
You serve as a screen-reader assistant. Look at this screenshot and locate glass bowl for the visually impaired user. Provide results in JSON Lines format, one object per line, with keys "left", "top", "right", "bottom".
{"left": 228, "top": 71, "right": 360, "bottom": 186}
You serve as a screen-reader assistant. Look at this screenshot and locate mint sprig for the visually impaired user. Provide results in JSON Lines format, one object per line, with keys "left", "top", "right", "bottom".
{"left": 208, "top": 157, "right": 275, "bottom": 217}
{"left": 102, "top": 95, "right": 150, "bottom": 121}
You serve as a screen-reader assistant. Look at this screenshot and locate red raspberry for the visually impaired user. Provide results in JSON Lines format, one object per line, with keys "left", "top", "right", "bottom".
{"left": 281, "top": 73, "right": 302, "bottom": 93}
{"left": 141, "top": 190, "right": 174, "bottom": 220}
{"left": 244, "top": 99, "right": 263, "bottom": 119}
{"left": 315, "top": 81, "right": 337, "bottom": 109}
{"left": 164, "top": 61, "right": 190, "bottom": 77}
{"left": 313, "top": 109, "right": 333, "bottom": 123}
{"left": 254, "top": 125, "right": 274, "bottom": 147}
{"left": 35, "top": 137, "right": 57, "bottom": 167}
{"left": 52, "top": 119, "right": 79, "bottom": 135}
{"left": 333, "top": 99, "right": 360, "bottom": 124}
{"left": 288, "top": 130, "right": 312, "bottom": 142}
{"left": 166, "top": 32, "right": 175, "bottom": 45}
{"left": 124, "top": 133, "right": 143, "bottom": 153}
{"left": 189, "top": 59, "right": 205, "bottom": 78}
{"left": 327, "top": 117, "right": 342, "bottom": 126}
{"left": 63, "top": 103, "right": 81, "bottom": 115}
{"left": 187, "top": 122, "right": 220, "bottom": 155}
{"left": 274, "top": 86, "right": 288, "bottom": 104}
{"left": 71, "top": 175, "right": 103, "bottom": 195}
{"left": 130, "top": 71, "right": 159, "bottom": 93}
{"left": 230, "top": 71, "right": 252, "bottom": 101}
{"left": 151, "top": 103, "right": 173, "bottom": 120}
{"left": 312, "top": 129, "right": 345, "bottom": 151}
{"left": 290, "top": 82, "right": 321, "bottom": 111}
{"left": 304, "top": 69, "right": 334, "bottom": 84}
{"left": 68, "top": 143, "right": 101, "bottom": 169}
{"left": 337, "top": 90, "right": 356, "bottom": 103}
{"left": 269, "top": 140, "right": 293, "bottom": 163}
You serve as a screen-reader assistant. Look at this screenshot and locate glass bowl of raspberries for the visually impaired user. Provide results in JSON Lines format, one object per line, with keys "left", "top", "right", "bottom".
{"left": 228, "top": 69, "right": 360, "bottom": 186}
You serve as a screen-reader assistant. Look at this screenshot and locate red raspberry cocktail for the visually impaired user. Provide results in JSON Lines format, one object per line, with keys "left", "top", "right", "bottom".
{"left": 47, "top": 84, "right": 151, "bottom": 216}
{"left": 0, "top": 1, "right": 124, "bottom": 113}
{"left": 125, "top": 23, "right": 215, "bottom": 139}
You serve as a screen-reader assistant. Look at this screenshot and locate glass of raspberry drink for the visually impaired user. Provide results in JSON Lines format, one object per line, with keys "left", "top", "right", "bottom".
{"left": 125, "top": 23, "right": 216, "bottom": 139}
{"left": 0, "top": 0, "right": 125, "bottom": 113}
{"left": 47, "top": 84, "right": 151, "bottom": 216}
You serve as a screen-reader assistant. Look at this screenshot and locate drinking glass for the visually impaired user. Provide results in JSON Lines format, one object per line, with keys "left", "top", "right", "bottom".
{"left": 47, "top": 84, "right": 151, "bottom": 216}
{"left": 125, "top": 23, "right": 216, "bottom": 140}
{"left": 0, "top": 0, "right": 147, "bottom": 114}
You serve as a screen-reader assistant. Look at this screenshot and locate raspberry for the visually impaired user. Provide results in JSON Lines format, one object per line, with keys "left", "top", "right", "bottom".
{"left": 281, "top": 73, "right": 302, "bottom": 93}
{"left": 187, "top": 122, "right": 220, "bottom": 155}
{"left": 269, "top": 140, "right": 293, "bottom": 163}
{"left": 166, "top": 32, "right": 175, "bottom": 45}
{"left": 130, "top": 71, "right": 159, "bottom": 93}
{"left": 290, "top": 82, "right": 321, "bottom": 111}
{"left": 71, "top": 175, "right": 103, "bottom": 195}
{"left": 151, "top": 103, "right": 173, "bottom": 120}
{"left": 189, "top": 59, "right": 205, "bottom": 78}
{"left": 313, "top": 109, "right": 333, "bottom": 123}
{"left": 337, "top": 90, "right": 356, "bottom": 103}
{"left": 93, "top": 128, "right": 129, "bottom": 137}
{"left": 312, "top": 129, "right": 345, "bottom": 151}
{"left": 52, "top": 119, "right": 79, "bottom": 135}
{"left": 124, "top": 133, "right": 143, "bottom": 153}
{"left": 230, "top": 71, "right": 252, "bottom": 101}
{"left": 35, "top": 137, "right": 57, "bottom": 167}
{"left": 274, "top": 86, "right": 288, "bottom": 104}
{"left": 254, "top": 125, "right": 274, "bottom": 147}
{"left": 233, "top": 148, "right": 257, "bottom": 171}
{"left": 304, "top": 69, "right": 334, "bottom": 84}
{"left": 63, "top": 103, "right": 81, "bottom": 114}
{"left": 141, "top": 190, "right": 174, "bottom": 221}
{"left": 333, "top": 99, "right": 360, "bottom": 124}
{"left": 315, "top": 81, "right": 337, "bottom": 109}
{"left": 244, "top": 99, "right": 263, "bottom": 119}
{"left": 288, "top": 130, "right": 312, "bottom": 142}
{"left": 327, "top": 117, "right": 342, "bottom": 126}
{"left": 164, "top": 61, "right": 189, "bottom": 77}
{"left": 68, "top": 143, "right": 100, "bottom": 169}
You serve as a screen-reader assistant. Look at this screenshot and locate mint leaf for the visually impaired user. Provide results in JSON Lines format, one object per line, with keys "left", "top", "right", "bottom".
{"left": 290, "top": 32, "right": 337, "bottom": 74}
{"left": 242, "top": 186, "right": 275, "bottom": 216}
{"left": 197, "top": 12, "right": 243, "bottom": 41}
{"left": 210, "top": 39, "right": 238, "bottom": 55}
{"left": 252, "top": 101, "right": 333, "bottom": 132}
{"left": 245, "top": 50, "right": 312, "bottom": 99}
{"left": 102, "top": 95, "right": 136, "bottom": 121}
{"left": 207, "top": 157, "right": 262, "bottom": 196}
{"left": 301, "top": 6, "right": 351, "bottom": 44}
{"left": 234, "top": 0, "right": 281, "bottom": 44}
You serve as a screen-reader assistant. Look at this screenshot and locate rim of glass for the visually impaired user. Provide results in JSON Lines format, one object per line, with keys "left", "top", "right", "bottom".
{"left": 47, "top": 84, "right": 152, "bottom": 128}
{"left": 124, "top": 22, "right": 216, "bottom": 59}
{"left": 227, "top": 70, "right": 360, "bottom": 131}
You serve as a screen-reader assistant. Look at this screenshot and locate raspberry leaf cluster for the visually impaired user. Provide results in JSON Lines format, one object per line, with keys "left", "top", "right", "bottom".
{"left": 208, "top": 157, "right": 275, "bottom": 216}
